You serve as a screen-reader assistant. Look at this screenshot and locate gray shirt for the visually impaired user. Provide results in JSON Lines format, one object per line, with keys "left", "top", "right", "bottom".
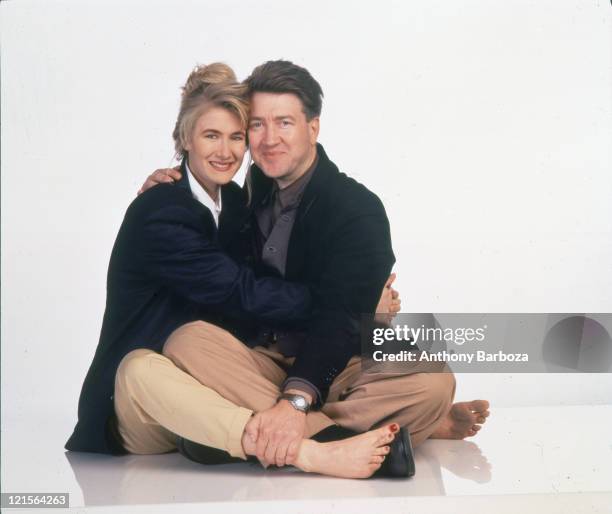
{"left": 254, "top": 155, "right": 321, "bottom": 403}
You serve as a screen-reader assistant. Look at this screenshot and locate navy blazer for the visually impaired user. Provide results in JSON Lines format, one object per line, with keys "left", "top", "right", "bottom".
{"left": 65, "top": 163, "right": 311, "bottom": 455}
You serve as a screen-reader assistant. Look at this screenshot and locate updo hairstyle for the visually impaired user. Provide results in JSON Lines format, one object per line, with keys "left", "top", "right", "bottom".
{"left": 172, "top": 63, "right": 249, "bottom": 159}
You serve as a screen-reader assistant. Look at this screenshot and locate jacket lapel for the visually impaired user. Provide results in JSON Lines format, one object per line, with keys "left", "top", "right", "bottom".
{"left": 178, "top": 157, "right": 217, "bottom": 239}
{"left": 285, "top": 144, "right": 332, "bottom": 279}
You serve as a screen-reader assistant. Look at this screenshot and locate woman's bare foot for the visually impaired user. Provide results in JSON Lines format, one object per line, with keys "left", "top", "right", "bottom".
{"left": 296, "top": 424, "right": 397, "bottom": 478}
{"left": 241, "top": 423, "right": 398, "bottom": 478}
{"left": 431, "top": 400, "right": 490, "bottom": 439}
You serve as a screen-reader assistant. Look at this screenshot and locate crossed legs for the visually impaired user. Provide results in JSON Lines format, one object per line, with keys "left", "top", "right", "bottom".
{"left": 114, "top": 345, "right": 398, "bottom": 478}
{"left": 114, "top": 320, "right": 482, "bottom": 477}
{"left": 161, "top": 321, "right": 458, "bottom": 448}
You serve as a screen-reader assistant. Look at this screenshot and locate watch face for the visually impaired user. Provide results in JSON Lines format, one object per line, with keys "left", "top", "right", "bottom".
{"left": 294, "top": 397, "right": 307, "bottom": 409}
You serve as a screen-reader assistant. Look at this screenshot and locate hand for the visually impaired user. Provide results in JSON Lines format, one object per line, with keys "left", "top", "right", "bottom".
{"left": 246, "top": 395, "right": 308, "bottom": 468}
{"left": 137, "top": 166, "right": 182, "bottom": 195}
{"left": 375, "top": 273, "right": 401, "bottom": 325}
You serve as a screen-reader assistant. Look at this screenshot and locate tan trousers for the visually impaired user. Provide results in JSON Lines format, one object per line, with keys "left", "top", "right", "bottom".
{"left": 114, "top": 348, "right": 252, "bottom": 458}
{"left": 115, "top": 321, "right": 456, "bottom": 456}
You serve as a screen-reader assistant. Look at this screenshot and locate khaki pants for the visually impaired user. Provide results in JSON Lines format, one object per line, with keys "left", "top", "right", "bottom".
{"left": 115, "top": 321, "right": 456, "bottom": 456}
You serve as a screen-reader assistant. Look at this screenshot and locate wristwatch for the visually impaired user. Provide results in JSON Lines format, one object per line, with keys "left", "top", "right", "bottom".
{"left": 278, "top": 392, "right": 311, "bottom": 413}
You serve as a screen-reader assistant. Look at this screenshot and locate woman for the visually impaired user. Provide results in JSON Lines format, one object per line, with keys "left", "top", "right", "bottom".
{"left": 65, "top": 63, "right": 400, "bottom": 479}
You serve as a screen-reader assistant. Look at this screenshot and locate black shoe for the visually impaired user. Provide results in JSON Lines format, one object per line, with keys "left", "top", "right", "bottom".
{"left": 176, "top": 436, "right": 243, "bottom": 465}
{"left": 375, "top": 427, "right": 415, "bottom": 478}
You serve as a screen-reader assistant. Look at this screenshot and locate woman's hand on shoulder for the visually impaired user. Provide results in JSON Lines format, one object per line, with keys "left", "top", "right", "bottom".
{"left": 137, "top": 167, "right": 182, "bottom": 195}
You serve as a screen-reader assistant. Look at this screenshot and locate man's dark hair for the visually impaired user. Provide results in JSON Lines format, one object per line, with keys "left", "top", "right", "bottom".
{"left": 244, "top": 60, "right": 324, "bottom": 120}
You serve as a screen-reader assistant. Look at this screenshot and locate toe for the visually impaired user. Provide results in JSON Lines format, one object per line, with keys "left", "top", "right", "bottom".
{"left": 470, "top": 400, "right": 490, "bottom": 412}
{"left": 381, "top": 431, "right": 395, "bottom": 444}
{"left": 374, "top": 426, "right": 394, "bottom": 445}
{"left": 369, "top": 463, "right": 382, "bottom": 475}
{"left": 472, "top": 424, "right": 481, "bottom": 432}
{"left": 373, "top": 445, "right": 390, "bottom": 456}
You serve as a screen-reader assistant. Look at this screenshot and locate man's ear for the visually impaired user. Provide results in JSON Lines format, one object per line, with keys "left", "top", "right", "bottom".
{"left": 308, "top": 117, "right": 320, "bottom": 145}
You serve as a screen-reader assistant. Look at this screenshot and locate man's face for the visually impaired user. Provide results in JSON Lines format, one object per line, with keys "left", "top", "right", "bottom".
{"left": 248, "top": 92, "right": 319, "bottom": 187}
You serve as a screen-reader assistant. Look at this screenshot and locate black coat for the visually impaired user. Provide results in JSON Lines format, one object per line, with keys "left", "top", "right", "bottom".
{"left": 65, "top": 162, "right": 311, "bottom": 455}
{"left": 247, "top": 144, "right": 395, "bottom": 401}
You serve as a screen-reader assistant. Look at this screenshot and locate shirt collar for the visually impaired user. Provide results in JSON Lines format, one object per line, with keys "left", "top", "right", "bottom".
{"left": 274, "top": 153, "right": 319, "bottom": 211}
{"left": 185, "top": 161, "right": 223, "bottom": 227}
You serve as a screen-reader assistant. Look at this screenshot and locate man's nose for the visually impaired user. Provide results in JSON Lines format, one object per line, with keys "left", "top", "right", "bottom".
{"left": 263, "top": 125, "right": 279, "bottom": 146}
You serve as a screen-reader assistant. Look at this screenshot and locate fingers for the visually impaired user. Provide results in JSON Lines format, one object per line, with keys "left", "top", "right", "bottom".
{"left": 390, "top": 287, "right": 401, "bottom": 317}
{"left": 274, "top": 440, "right": 290, "bottom": 468}
{"left": 167, "top": 167, "right": 183, "bottom": 181}
{"left": 285, "top": 439, "right": 300, "bottom": 466}
{"left": 153, "top": 169, "right": 178, "bottom": 184}
{"left": 138, "top": 168, "right": 182, "bottom": 195}
{"left": 384, "top": 273, "right": 397, "bottom": 288}
{"left": 153, "top": 167, "right": 182, "bottom": 182}
{"left": 389, "top": 296, "right": 401, "bottom": 314}
{"left": 264, "top": 435, "right": 277, "bottom": 468}
{"left": 244, "top": 416, "right": 260, "bottom": 445}
{"left": 256, "top": 428, "right": 271, "bottom": 468}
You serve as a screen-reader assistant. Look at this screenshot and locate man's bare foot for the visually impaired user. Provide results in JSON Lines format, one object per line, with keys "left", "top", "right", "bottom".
{"left": 241, "top": 423, "right": 398, "bottom": 478}
{"left": 431, "top": 400, "right": 490, "bottom": 439}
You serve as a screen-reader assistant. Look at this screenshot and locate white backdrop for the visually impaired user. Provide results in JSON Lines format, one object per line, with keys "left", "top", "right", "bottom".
{"left": 2, "top": 0, "right": 611, "bottom": 425}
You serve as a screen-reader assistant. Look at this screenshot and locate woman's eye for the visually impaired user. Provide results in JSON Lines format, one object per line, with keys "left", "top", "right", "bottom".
{"left": 205, "top": 134, "right": 218, "bottom": 139}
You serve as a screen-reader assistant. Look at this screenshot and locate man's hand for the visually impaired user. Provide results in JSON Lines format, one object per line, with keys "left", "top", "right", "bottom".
{"left": 375, "top": 273, "right": 401, "bottom": 325}
{"left": 245, "top": 389, "right": 310, "bottom": 468}
{"left": 137, "top": 167, "right": 182, "bottom": 195}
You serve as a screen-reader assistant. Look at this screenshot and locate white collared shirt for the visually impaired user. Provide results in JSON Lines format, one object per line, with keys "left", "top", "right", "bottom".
{"left": 185, "top": 162, "right": 222, "bottom": 227}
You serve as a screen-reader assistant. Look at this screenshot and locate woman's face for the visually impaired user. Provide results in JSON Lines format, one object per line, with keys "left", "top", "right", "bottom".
{"left": 185, "top": 106, "right": 247, "bottom": 193}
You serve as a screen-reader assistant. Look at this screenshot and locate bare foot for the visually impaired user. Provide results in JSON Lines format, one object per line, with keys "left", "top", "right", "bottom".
{"left": 241, "top": 423, "right": 397, "bottom": 478}
{"left": 431, "top": 400, "right": 490, "bottom": 439}
{"left": 296, "top": 425, "right": 397, "bottom": 478}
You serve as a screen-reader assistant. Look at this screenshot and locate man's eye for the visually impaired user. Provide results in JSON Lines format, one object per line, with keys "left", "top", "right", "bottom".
{"left": 280, "top": 120, "right": 291, "bottom": 127}
{"left": 205, "top": 134, "right": 218, "bottom": 139}
{"left": 249, "top": 121, "right": 262, "bottom": 129}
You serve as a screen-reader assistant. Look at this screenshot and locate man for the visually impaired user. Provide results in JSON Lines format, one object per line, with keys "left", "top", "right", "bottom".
{"left": 148, "top": 61, "right": 490, "bottom": 470}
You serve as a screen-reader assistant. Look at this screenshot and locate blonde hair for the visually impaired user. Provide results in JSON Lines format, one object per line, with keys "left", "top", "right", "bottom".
{"left": 172, "top": 63, "right": 249, "bottom": 159}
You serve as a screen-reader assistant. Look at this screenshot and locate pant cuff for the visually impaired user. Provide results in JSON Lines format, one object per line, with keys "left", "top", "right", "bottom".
{"left": 225, "top": 407, "right": 253, "bottom": 460}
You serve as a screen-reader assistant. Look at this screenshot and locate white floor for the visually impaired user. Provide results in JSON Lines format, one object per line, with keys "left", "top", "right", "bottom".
{"left": 2, "top": 404, "right": 611, "bottom": 514}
